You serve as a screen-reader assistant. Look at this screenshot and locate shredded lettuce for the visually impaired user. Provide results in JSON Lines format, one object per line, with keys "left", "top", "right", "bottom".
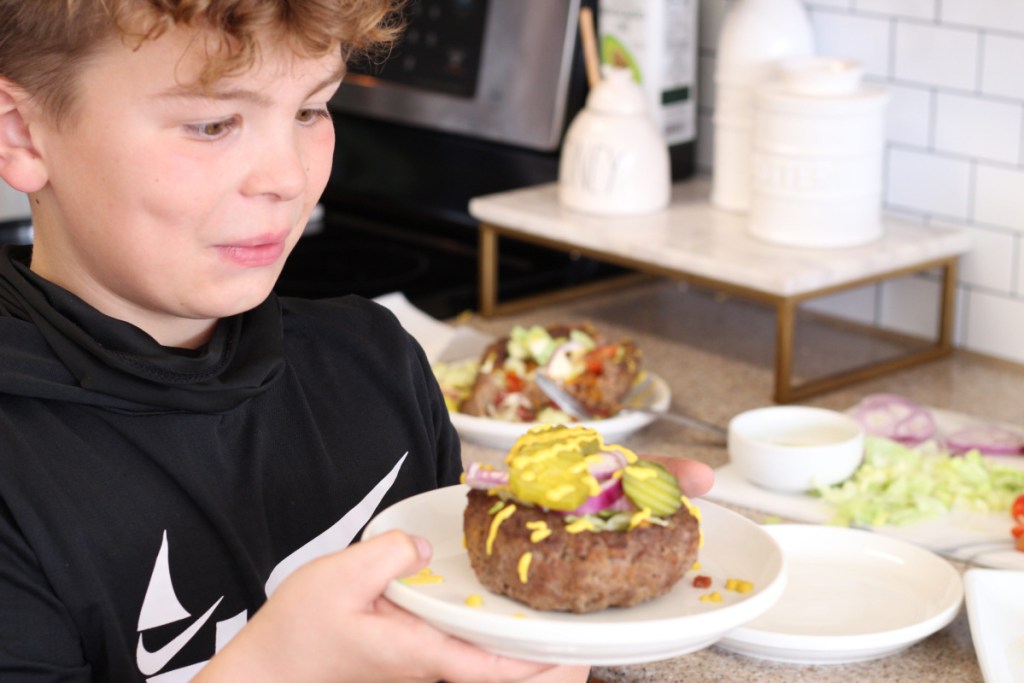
{"left": 816, "top": 436, "right": 1024, "bottom": 527}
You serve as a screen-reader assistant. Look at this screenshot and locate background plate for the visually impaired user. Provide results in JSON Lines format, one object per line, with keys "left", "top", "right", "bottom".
{"left": 964, "top": 568, "right": 1024, "bottom": 683}
{"left": 718, "top": 524, "right": 963, "bottom": 664}
{"left": 449, "top": 372, "right": 671, "bottom": 450}
{"left": 363, "top": 485, "right": 786, "bottom": 665}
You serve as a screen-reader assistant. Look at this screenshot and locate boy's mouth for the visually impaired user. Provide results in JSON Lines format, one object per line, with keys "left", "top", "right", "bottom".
{"left": 216, "top": 230, "right": 291, "bottom": 268}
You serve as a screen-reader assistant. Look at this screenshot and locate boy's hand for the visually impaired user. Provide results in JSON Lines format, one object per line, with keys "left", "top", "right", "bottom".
{"left": 197, "top": 529, "right": 586, "bottom": 683}
{"left": 642, "top": 454, "right": 715, "bottom": 498}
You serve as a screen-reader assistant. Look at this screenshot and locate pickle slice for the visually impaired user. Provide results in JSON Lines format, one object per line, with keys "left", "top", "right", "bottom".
{"left": 622, "top": 460, "right": 682, "bottom": 517}
{"left": 506, "top": 425, "right": 601, "bottom": 511}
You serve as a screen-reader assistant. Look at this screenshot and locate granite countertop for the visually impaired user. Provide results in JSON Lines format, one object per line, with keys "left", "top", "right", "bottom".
{"left": 454, "top": 278, "right": 1024, "bottom": 683}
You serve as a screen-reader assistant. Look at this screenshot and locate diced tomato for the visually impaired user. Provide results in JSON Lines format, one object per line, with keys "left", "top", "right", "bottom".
{"left": 584, "top": 345, "right": 619, "bottom": 375}
{"left": 692, "top": 575, "right": 712, "bottom": 588}
{"left": 1012, "top": 495, "right": 1024, "bottom": 552}
{"left": 505, "top": 371, "right": 525, "bottom": 393}
{"left": 1012, "top": 494, "right": 1024, "bottom": 524}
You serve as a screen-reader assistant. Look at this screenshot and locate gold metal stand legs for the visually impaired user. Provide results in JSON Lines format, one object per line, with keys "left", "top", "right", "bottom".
{"left": 478, "top": 222, "right": 959, "bottom": 403}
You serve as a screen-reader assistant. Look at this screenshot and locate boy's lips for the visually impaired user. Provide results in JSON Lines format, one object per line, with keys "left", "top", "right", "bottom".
{"left": 216, "top": 230, "right": 291, "bottom": 267}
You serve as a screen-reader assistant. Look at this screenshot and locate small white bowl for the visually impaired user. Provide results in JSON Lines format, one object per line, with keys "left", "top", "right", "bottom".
{"left": 728, "top": 406, "right": 865, "bottom": 493}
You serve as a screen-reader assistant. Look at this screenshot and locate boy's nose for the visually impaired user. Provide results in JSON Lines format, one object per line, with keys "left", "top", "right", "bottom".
{"left": 243, "top": 134, "right": 307, "bottom": 201}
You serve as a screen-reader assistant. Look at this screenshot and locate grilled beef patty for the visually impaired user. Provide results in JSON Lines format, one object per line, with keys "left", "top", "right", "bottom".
{"left": 463, "top": 489, "right": 700, "bottom": 613}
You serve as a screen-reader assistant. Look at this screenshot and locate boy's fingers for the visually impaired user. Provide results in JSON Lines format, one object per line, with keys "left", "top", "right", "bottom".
{"left": 643, "top": 454, "right": 715, "bottom": 497}
{"left": 328, "top": 530, "right": 431, "bottom": 606}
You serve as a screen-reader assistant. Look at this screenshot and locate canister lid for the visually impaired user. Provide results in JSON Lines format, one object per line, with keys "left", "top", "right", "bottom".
{"left": 755, "top": 82, "right": 889, "bottom": 115}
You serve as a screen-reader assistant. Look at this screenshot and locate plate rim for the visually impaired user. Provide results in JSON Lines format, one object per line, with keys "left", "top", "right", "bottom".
{"left": 363, "top": 484, "right": 788, "bottom": 665}
{"left": 448, "top": 372, "right": 672, "bottom": 447}
{"left": 719, "top": 523, "right": 964, "bottom": 662}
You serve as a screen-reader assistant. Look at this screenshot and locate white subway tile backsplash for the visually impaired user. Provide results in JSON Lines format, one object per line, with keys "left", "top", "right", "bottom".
{"left": 974, "top": 164, "right": 1024, "bottom": 232}
{"left": 894, "top": 22, "right": 978, "bottom": 90}
{"left": 699, "top": 0, "right": 1024, "bottom": 367}
{"left": 957, "top": 225, "right": 1016, "bottom": 292}
{"left": 885, "top": 84, "right": 932, "bottom": 147}
{"left": 941, "top": 0, "right": 1024, "bottom": 34}
{"left": 854, "top": 0, "right": 936, "bottom": 21}
{"left": 810, "top": 11, "right": 891, "bottom": 77}
{"left": 961, "top": 289, "right": 1024, "bottom": 365}
{"left": 934, "top": 93, "right": 1022, "bottom": 164}
{"left": 886, "top": 148, "right": 971, "bottom": 218}
{"left": 981, "top": 35, "right": 1024, "bottom": 100}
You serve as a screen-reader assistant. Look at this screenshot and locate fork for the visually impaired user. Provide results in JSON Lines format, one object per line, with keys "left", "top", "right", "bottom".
{"left": 534, "top": 372, "right": 726, "bottom": 437}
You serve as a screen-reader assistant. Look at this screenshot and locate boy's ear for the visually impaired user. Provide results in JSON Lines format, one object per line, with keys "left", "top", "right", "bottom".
{"left": 0, "top": 78, "right": 48, "bottom": 194}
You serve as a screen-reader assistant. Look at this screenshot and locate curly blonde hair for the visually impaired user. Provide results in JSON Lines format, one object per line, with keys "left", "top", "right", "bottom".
{"left": 0, "top": 0, "right": 404, "bottom": 125}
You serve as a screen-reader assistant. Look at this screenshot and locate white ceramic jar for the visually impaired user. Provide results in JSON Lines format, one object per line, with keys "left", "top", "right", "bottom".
{"left": 749, "top": 59, "right": 888, "bottom": 248}
{"left": 559, "top": 66, "right": 670, "bottom": 216}
{"left": 712, "top": 0, "right": 816, "bottom": 213}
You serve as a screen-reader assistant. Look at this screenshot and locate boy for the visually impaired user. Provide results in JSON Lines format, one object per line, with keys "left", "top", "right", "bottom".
{"left": 0, "top": 1, "right": 713, "bottom": 681}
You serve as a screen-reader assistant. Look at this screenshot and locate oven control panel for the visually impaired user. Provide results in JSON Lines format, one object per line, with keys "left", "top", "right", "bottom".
{"left": 350, "top": 0, "right": 489, "bottom": 99}
{"left": 332, "top": 0, "right": 582, "bottom": 151}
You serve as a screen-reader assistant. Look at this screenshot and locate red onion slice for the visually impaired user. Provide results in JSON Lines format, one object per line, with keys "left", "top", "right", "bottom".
{"left": 849, "top": 393, "right": 937, "bottom": 445}
{"left": 565, "top": 478, "right": 624, "bottom": 515}
{"left": 946, "top": 424, "right": 1024, "bottom": 455}
{"left": 544, "top": 341, "right": 586, "bottom": 380}
{"left": 587, "top": 450, "right": 630, "bottom": 481}
{"left": 463, "top": 462, "right": 510, "bottom": 489}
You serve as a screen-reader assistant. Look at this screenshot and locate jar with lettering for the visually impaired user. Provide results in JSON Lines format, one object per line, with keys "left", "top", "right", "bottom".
{"left": 558, "top": 65, "right": 670, "bottom": 216}
{"left": 749, "top": 57, "right": 888, "bottom": 248}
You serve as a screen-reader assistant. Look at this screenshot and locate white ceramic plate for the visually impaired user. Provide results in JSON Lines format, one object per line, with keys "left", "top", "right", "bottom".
{"left": 718, "top": 524, "right": 964, "bottom": 664}
{"left": 363, "top": 485, "right": 787, "bottom": 665}
{"left": 449, "top": 372, "right": 672, "bottom": 450}
{"left": 964, "top": 568, "right": 1024, "bottom": 683}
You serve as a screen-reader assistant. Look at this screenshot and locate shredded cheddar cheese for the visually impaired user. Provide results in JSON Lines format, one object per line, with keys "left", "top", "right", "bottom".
{"left": 725, "top": 578, "right": 754, "bottom": 594}
{"left": 565, "top": 518, "right": 595, "bottom": 534}
{"left": 486, "top": 503, "right": 517, "bottom": 555}
{"left": 517, "top": 552, "right": 533, "bottom": 583}
{"left": 525, "top": 520, "right": 552, "bottom": 543}
{"left": 400, "top": 568, "right": 444, "bottom": 585}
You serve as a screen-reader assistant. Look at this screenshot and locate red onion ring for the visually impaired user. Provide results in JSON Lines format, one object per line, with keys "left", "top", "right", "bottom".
{"left": 463, "top": 462, "right": 510, "bottom": 489}
{"left": 587, "top": 450, "right": 630, "bottom": 481}
{"left": 946, "top": 424, "right": 1024, "bottom": 455}
{"left": 849, "top": 393, "right": 937, "bottom": 445}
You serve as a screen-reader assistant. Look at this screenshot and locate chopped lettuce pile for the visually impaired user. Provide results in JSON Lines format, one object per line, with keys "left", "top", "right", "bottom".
{"left": 817, "top": 436, "right": 1024, "bottom": 527}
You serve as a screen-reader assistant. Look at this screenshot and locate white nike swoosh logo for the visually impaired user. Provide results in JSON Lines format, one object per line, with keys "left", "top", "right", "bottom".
{"left": 264, "top": 452, "right": 408, "bottom": 595}
{"left": 136, "top": 597, "right": 223, "bottom": 676}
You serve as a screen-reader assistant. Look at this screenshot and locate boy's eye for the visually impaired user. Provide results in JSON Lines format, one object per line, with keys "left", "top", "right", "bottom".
{"left": 296, "top": 107, "right": 331, "bottom": 125}
{"left": 184, "top": 117, "right": 239, "bottom": 140}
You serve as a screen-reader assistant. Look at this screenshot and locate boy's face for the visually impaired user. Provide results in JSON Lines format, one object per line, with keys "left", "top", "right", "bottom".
{"left": 23, "top": 27, "right": 344, "bottom": 347}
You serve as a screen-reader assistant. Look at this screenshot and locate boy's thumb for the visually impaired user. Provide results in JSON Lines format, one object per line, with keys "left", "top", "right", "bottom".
{"left": 344, "top": 529, "right": 433, "bottom": 600}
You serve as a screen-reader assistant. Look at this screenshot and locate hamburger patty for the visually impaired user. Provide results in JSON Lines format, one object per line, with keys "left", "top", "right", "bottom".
{"left": 463, "top": 489, "right": 700, "bottom": 613}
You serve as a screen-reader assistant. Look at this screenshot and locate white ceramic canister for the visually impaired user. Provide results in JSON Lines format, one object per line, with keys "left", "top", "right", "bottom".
{"left": 748, "top": 59, "right": 889, "bottom": 248}
{"left": 712, "top": 0, "right": 816, "bottom": 213}
{"left": 559, "top": 66, "right": 670, "bottom": 216}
